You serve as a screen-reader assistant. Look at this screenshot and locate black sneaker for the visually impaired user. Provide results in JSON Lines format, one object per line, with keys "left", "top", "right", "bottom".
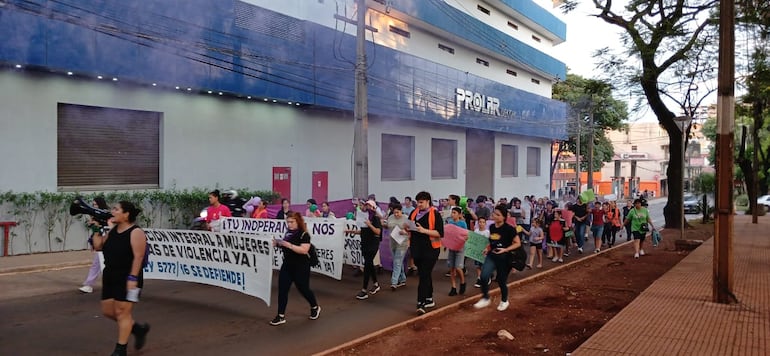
{"left": 474, "top": 278, "right": 482, "bottom": 288}
{"left": 448, "top": 287, "right": 457, "bottom": 296}
{"left": 309, "top": 306, "right": 321, "bottom": 320}
{"left": 397, "top": 281, "right": 406, "bottom": 287}
{"left": 269, "top": 315, "right": 286, "bottom": 326}
{"left": 369, "top": 283, "right": 381, "bottom": 295}
{"left": 416, "top": 303, "right": 426, "bottom": 315}
{"left": 132, "top": 322, "right": 150, "bottom": 350}
{"left": 356, "top": 290, "right": 369, "bottom": 300}
{"left": 424, "top": 298, "right": 436, "bottom": 308}
{"left": 459, "top": 283, "right": 466, "bottom": 295}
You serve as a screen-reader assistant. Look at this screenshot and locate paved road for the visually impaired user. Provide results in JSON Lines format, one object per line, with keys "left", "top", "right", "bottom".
{"left": 0, "top": 200, "right": 669, "bottom": 355}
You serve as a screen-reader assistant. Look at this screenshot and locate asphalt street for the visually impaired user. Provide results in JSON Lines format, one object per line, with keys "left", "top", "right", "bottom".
{"left": 0, "top": 199, "right": 669, "bottom": 355}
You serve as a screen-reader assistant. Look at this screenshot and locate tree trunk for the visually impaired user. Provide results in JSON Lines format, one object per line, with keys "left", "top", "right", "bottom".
{"left": 662, "top": 130, "right": 686, "bottom": 229}
{"left": 737, "top": 126, "right": 757, "bottom": 214}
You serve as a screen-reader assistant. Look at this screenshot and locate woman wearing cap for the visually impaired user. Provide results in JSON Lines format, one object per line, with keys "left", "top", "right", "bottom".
{"left": 345, "top": 200, "right": 383, "bottom": 300}
{"left": 623, "top": 198, "right": 656, "bottom": 259}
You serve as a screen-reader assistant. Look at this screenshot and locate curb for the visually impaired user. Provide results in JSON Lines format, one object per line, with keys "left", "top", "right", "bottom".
{"left": 314, "top": 240, "right": 634, "bottom": 356}
{"left": 0, "top": 260, "right": 91, "bottom": 276}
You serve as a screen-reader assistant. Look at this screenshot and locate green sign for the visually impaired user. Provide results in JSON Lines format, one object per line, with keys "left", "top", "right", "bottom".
{"left": 465, "top": 231, "right": 489, "bottom": 263}
{"left": 580, "top": 189, "right": 595, "bottom": 203}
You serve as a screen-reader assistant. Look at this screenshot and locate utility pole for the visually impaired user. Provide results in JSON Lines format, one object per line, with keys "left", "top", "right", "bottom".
{"left": 575, "top": 116, "right": 581, "bottom": 194}
{"left": 587, "top": 111, "right": 595, "bottom": 190}
{"left": 713, "top": 0, "right": 735, "bottom": 304}
{"left": 352, "top": 0, "right": 369, "bottom": 200}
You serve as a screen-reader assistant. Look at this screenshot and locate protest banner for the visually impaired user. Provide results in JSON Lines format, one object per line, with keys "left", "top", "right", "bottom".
{"left": 465, "top": 231, "right": 489, "bottom": 263}
{"left": 221, "top": 217, "right": 346, "bottom": 279}
{"left": 580, "top": 189, "right": 595, "bottom": 203}
{"left": 142, "top": 229, "right": 273, "bottom": 306}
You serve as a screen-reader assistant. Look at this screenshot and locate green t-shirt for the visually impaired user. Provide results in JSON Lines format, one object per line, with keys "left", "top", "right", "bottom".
{"left": 629, "top": 207, "right": 650, "bottom": 233}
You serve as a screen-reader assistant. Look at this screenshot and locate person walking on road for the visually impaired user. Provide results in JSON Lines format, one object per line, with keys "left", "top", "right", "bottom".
{"left": 473, "top": 204, "right": 521, "bottom": 312}
{"left": 346, "top": 200, "right": 383, "bottom": 300}
{"left": 408, "top": 191, "right": 444, "bottom": 315}
{"left": 79, "top": 196, "right": 110, "bottom": 294}
{"left": 622, "top": 199, "right": 633, "bottom": 241}
{"left": 90, "top": 201, "right": 150, "bottom": 356}
{"left": 569, "top": 196, "right": 589, "bottom": 253}
{"left": 386, "top": 203, "right": 409, "bottom": 290}
{"left": 270, "top": 212, "right": 321, "bottom": 325}
{"left": 623, "top": 199, "right": 656, "bottom": 259}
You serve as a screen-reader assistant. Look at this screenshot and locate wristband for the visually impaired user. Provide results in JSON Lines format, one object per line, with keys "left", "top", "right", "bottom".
{"left": 127, "top": 275, "right": 138, "bottom": 282}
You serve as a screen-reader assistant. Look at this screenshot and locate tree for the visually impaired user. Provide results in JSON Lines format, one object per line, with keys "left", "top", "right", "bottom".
{"left": 552, "top": 74, "right": 628, "bottom": 189}
{"left": 561, "top": 0, "right": 719, "bottom": 228}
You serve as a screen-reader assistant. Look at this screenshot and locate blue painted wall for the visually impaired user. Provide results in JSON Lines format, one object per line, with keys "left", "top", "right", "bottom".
{"left": 0, "top": 0, "right": 566, "bottom": 139}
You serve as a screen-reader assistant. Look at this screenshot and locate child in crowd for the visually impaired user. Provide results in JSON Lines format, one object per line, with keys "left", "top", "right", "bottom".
{"left": 526, "top": 219, "right": 545, "bottom": 268}
{"left": 446, "top": 207, "right": 467, "bottom": 296}
{"left": 473, "top": 216, "right": 490, "bottom": 288}
{"left": 548, "top": 210, "right": 567, "bottom": 263}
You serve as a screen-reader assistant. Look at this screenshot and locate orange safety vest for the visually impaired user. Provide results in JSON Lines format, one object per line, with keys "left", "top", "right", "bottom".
{"left": 410, "top": 207, "right": 441, "bottom": 249}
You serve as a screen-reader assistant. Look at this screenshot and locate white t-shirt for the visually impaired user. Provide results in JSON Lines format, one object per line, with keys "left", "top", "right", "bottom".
{"left": 520, "top": 203, "right": 532, "bottom": 225}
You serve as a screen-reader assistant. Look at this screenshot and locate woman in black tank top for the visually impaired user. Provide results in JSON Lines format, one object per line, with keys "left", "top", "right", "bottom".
{"left": 91, "top": 201, "right": 151, "bottom": 356}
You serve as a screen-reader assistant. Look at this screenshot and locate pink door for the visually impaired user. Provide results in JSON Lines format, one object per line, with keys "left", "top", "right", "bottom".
{"left": 312, "top": 171, "right": 328, "bottom": 203}
{"left": 272, "top": 167, "right": 291, "bottom": 204}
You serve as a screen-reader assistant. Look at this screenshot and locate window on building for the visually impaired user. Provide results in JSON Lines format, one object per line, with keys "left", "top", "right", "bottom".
{"left": 476, "top": 58, "right": 490, "bottom": 67}
{"left": 431, "top": 138, "right": 457, "bottom": 179}
{"left": 477, "top": 5, "right": 490, "bottom": 15}
{"left": 506, "top": 69, "right": 518, "bottom": 77}
{"left": 531, "top": 78, "right": 540, "bottom": 85}
{"left": 389, "top": 25, "right": 410, "bottom": 38}
{"left": 507, "top": 21, "right": 519, "bottom": 30}
{"left": 501, "top": 145, "right": 519, "bottom": 177}
{"left": 57, "top": 103, "right": 161, "bottom": 189}
{"left": 532, "top": 35, "right": 542, "bottom": 42}
{"left": 631, "top": 145, "right": 638, "bottom": 152}
{"left": 381, "top": 134, "right": 414, "bottom": 181}
{"left": 438, "top": 43, "right": 455, "bottom": 54}
{"left": 527, "top": 147, "right": 541, "bottom": 176}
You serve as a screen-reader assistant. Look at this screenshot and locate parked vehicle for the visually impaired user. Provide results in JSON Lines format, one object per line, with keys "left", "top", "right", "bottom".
{"left": 758, "top": 195, "right": 770, "bottom": 210}
{"left": 683, "top": 194, "right": 701, "bottom": 214}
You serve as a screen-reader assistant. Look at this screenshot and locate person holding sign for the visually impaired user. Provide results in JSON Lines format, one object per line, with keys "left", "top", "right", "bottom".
{"left": 346, "top": 200, "right": 383, "bottom": 300}
{"left": 386, "top": 203, "right": 409, "bottom": 290}
{"left": 473, "top": 204, "right": 521, "bottom": 312}
{"left": 408, "top": 191, "right": 444, "bottom": 315}
{"left": 205, "top": 190, "right": 232, "bottom": 232}
{"left": 446, "top": 207, "right": 468, "bottom": 296}
{"left": 90, "top": 201, "right": 150, "bottom": 356}
{"left": 270, "top": 212, "right": 321, "bottom": 326}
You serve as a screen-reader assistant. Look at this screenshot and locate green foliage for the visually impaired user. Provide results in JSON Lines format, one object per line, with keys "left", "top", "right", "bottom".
{"left": 735, "top": 194, "right": 749, "bottom": 206}
{"left": 553, "top": 74, "right": 629, "bottom": 172}
{"left": 0, "top": 188, "right": 280, "bottom": 253}
{"left": 693, "top": 172, "right": 716, "bottom": 195}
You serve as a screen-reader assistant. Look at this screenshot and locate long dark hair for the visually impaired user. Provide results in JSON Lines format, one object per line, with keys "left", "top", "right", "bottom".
{"left": 93, "top": 196, "right": 108, "bottom": 210}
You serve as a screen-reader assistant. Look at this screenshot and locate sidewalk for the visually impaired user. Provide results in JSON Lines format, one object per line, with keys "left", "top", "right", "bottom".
{"left": 574, "top": 214, "right": 770, "bottom": 355}
{"left": 0, "top": 250, "right": 92, "bottom": 275}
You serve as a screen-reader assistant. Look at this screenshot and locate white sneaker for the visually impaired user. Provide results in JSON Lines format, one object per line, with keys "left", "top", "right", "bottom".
{"left": 552, "top": 257, "right": 559, "bottom": 262}
{"left": 497, "top": 300, "right": 510, "bottom": 311}
{"left": 79, "top": 285, "right": 93, "bottom": 293}
{"left": 578, "top": 247, "right": 583, "bottom": 253}
{"left": 634, "top": 253, "right": 640, "bottom": 259}
{"left": 639, "top": 249, "right": 646, "bottom": 256}
{"left": 473, "top": 298, "right": 491, "bottom": 309}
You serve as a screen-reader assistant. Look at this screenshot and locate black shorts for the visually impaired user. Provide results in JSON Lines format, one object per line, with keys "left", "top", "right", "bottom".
{"left": 529, "top": 241, "right": 544, "bottom": 250}
{"left": 632, "top": 231, "right": 647, "bottom": 240}
{"left": 101, "top": 269, "right": 143, "bottom": 302}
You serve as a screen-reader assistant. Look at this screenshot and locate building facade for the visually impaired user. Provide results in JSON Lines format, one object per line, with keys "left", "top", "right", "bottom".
{"left": 0, "top": 0, "right": 567, "bottom": 206}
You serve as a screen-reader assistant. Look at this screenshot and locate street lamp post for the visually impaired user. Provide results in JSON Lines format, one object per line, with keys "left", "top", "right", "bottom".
{"left": 674, "top": 115, "right": 693, "bottom": 241}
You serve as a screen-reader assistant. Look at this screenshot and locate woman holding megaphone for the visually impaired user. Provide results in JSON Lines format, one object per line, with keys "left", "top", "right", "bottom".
{"left": 90, "top": 201, "right": 150, "bottom": 356}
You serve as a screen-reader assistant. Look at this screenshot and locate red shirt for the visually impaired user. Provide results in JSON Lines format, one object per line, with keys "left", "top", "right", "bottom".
{"left": 206, "top": 204, "right": 232, "bottom": 223}
{"left": 591, "top": 208, "right": 605, "bottom": 226}
{"left": 549, "top": 219, "right": 565, "bottom": 242}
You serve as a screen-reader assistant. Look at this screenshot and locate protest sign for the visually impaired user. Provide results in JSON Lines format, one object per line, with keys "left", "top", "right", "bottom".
{"left": 143, "top": 229, "right": 273, "bottom": 306}
{"left": 580, "top": 189, "right": 595, "bottom": 203}
{"left": 342, "top": 220, "right": 364, "bottom": 267}
{"left": 221, "top": 217, "right": 346, "bottom": 279}
{"left": 465, "top": 231, "right": 489, "bottom": 263}
{"left": 442, "top": 224, "right": 468, "bottom": 251}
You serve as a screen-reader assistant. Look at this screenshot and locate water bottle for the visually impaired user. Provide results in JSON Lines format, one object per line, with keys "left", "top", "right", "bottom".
{"left": 126, "top": 287, "right": 141, "bottom": 302}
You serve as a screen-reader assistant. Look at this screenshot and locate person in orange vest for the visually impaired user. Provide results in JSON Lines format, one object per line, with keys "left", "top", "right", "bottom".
{"left": 408, "top": 191, "right": 444, "bottom": 315}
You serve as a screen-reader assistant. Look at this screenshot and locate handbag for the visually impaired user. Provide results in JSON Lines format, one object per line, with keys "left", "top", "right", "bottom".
{"left": 510, "top": 247, "right": 528, "bottom": 271}
{"left": 308, "top": 243, "right": 320, "bottom": 267}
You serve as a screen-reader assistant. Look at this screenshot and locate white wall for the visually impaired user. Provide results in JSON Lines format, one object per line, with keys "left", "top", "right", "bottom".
{"left": 493, "top": 133, "right": 552, "bottom": 199}
{"left": 368, "top": 117, "right": 467, "bottom": 201}
{"left": 0, "top": 70, "right": 354, "bottom": 200}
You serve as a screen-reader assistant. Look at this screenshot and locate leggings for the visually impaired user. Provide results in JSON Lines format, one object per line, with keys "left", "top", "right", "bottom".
{"left": 362, "top": 249, "right": 379, "bottom": 289}
{"left": 412, "top": 247, "right": 439, "bottom": 303}
{"left": 277, "top": 261, "right": 317, "bottom": 315}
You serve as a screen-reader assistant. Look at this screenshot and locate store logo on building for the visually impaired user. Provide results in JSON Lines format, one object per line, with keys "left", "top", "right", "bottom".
{"left": 456, "top": 88, "right": 501, "bottom": 116}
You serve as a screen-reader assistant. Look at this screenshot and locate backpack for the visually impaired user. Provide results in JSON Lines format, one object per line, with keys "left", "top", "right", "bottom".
{"left": 308, "top": 244, "right": 320, "bottom": 267}
{"left": 510, "top": 246, "right": 528, "bottom": 271}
